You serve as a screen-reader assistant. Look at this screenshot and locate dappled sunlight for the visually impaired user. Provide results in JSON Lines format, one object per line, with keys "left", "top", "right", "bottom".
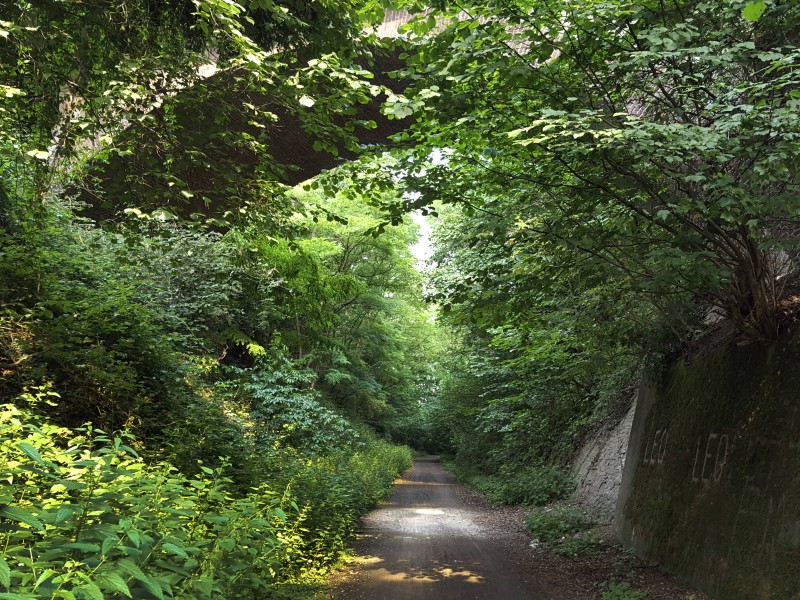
{"left": 329, "top": 459, "right": 544, "bottom": 598}
{"left": 394, "top": 479, "right": 453, "bottom": 487}
{"left": 413, "top": 508, "right": 444, "bottom": 515}
{"left": 437, "top": 566, "right": 485, "bottom": 584}
{"left": 362, "top": 560, "right": 488, "bottom": 586}
{"left": 343, "top": 554, "right": 383, "bottom": 566}
{"left": 361, "top": 506, "right": 485, "bottom": 537}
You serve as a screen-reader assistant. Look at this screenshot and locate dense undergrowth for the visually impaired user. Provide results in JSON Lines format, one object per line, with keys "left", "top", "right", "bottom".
{"left": 0, "top": 4, "right": 430, "bottom": 595}
{"left": 0, "top": 188, "right": 423, "bottom": 598}
{"left": 444, "top": 460, "right": 575, "bottom": 508}
{"left": 1, "top": 395, "right": 411, "bottom": 598}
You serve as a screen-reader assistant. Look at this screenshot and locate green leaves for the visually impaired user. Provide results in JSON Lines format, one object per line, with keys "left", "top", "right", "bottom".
{"left": 115, "top": 559, "right": 149, "bottom": 586}
{"left": 24, "top": 150, "right": 48, "bottom": 161}
{"left": 742, "top": 1, "right": 767, "bottom": 21}
{"left": 0, "top": 113, "right": 430, "bottom": 597}
{"left": 0, "top": 367, "right": 415, "bottom": 598}
{"left": 16, "top": 442, "right": 44, "bottom": 465}
{"left": 0, "top": 558, "right": 10, "bottom": 588}
{"left": 96, "top": 573, "right": 131, "bottom": 597}
{"left": 0, "top": 506, "right": 45, "bottom": 532}
{"left": 75, "top": 583, "right": 104, "bottom": 600}
{"left": 161, "top": 542, "right": 189, "bottom": 558}
{"left": 396, "top": 0, "right": 800, "bottom": 338}
{"left": 384, "top": 93, "right": 419, "bottom": 119}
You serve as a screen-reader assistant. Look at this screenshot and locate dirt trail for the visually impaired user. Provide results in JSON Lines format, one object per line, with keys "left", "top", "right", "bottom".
{"left": 328, "top": 456, "right": 547, "bottom": 600}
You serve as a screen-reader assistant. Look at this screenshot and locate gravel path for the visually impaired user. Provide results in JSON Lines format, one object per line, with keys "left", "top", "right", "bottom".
{"left": 328, "top": 456, "right": 708, "bottom": 600}
{"left": 328, "top": 456, "right": 546, "bottom": 599}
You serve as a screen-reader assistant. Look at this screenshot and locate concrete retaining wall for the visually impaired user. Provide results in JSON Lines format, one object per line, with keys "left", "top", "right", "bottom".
{"left": 615, "top": 342, "right": 800, "bottom": 600}
{"left": 572, "top": 399, "right": 637, "bottom": 518}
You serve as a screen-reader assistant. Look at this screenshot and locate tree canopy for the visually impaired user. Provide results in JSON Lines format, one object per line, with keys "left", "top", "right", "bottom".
{"left": 378, "top": 0, "right": 800, "bottom": 339}
{"left": 2, "top": 0, "right": 800, "bottom": 596}
{"left": 363, "top": 0, "right": 800, "bottom": 503}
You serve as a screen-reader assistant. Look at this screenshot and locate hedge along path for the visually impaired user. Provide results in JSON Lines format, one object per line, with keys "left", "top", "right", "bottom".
{"left": 329, "top": 456, "right": 546, "bottom": 600}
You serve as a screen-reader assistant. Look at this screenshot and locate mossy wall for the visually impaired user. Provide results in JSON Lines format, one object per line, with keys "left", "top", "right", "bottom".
{"left": 617, "top": 342, "right": 800, "bottom": 599}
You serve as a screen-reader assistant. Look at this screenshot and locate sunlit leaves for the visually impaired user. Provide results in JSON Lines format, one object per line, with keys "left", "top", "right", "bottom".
{"left": 391, "top": 0, "right": 800, "bottom": 337}
{"left": 384, "top": 93, "right": 420, "bottom": 119}
{"left": 742, "top": 1, "right": 767, "bottom": 21}
{"left": 24, "top": 150, "right": 49, "bottom": 161}
{"left": 0, "top": 400, "right": 411, "bottom": 597}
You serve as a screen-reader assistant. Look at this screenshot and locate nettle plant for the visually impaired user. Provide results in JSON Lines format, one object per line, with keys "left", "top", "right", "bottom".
{"left": 0, "top": 389, "right": 298, "bottom": 599}
{"left": 0, "top": 387, "right": 413, "bottom": 600}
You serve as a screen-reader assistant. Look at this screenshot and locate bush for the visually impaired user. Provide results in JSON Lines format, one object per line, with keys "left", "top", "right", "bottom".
{"left": 0, "top": 399, "right": 292, "bottom": 598}
{"left": 526, "top": 505, "right": 605, "bottom": 558}
{"left": 488, "top": 465, "right": 574, "bottom": 506}
{"left": 601, "top": 581, "right": 649, "bottom": 600}
{"left": 555, "top": 532, "right": 604, "bottom": 558}
{"left": 0, "top": 398, "right": 411, "bottom": 598}
{"left": 525, "top": 505, "right": 595, "bottom": 543}
{"left": 0, "top": 218, "right": 187, "bottom": 438}
{"left": 279, "top": 439, "right": 412, "bottom": 577}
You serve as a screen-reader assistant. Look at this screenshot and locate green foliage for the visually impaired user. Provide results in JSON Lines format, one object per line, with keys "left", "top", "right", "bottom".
{"left": 290, "top": 191, "right": 436, "bottom": 426}
{"left": 526, "top": 505, "right": 602, "bottom": 558}
{"left": 525, "top": 506, "right": 595, "bottom": 544}
{"left": 0, "top": 0, "right": 451, "bottom": 598}
{"left": 555, "top": 533, "right": 604, "bottom": 558}
{"left": 386, "top": 0, "right": 800, "bottom": 339}
{"left": 0, "top": 400, "right": 284, "bottom": 598}
{"left": 391, "top": 0, "right": 800, "bottom": 538}
{"left": 0, "top": 211, "right": 185, "bottom": 435}
{"left": 415, "top": 197, "right": 647, "bottom": 500}
{"left": 742, "top": 1, "right": 767, "bottom": 22}
{"left": 487, "top": 466, "right": 575, "bottom": 507}
{"left": 0, "top": 95, "right": 427, "bottom": 596}
{"left": 601, "top": 581, "right": 650, "bottom": 600}
{"left": 446, "top": 461, "right": 573, "bottom": 507}
{"left": 11, "top": 1, "right": 800, "bottom": 597}
{"left": 281, "top": 441, "right": 412, "bottom": 573}
{"left": 0, "top": 399, "right": 410, "bottom": 598}
{"left": 246, "top": 351, "right": 363, "bottom": 456}
{"left": 121, "top": 226, "right": 249, "bottom": 350}
{"left": 0, "top": 0, "right": 389, "bottom": 227}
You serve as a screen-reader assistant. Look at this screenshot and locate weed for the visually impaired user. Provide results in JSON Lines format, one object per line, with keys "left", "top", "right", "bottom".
{"left": 601, "top": 581, "right": 649, "bottom": 600}
{"left": 489, "top": 465, "right": 574, "bottom": 506}
{"left": 525, "top": 505, "right": 595, "bottom": 543}
{"left": 556, "top": 533, "right": 604, "bottom": 557}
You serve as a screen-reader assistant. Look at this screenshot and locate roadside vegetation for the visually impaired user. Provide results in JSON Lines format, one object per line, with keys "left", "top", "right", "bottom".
{"left": 365, "top": 0, "right": 800, "bottom": 515}
{"left": 0, "top": 1, "right": 436, "bottom": 596}
{"left": 2, "top": 0, "right": 800, "bottom": 598}
{"left": 1, "top": 180, "right": 422, "bottom": 597}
